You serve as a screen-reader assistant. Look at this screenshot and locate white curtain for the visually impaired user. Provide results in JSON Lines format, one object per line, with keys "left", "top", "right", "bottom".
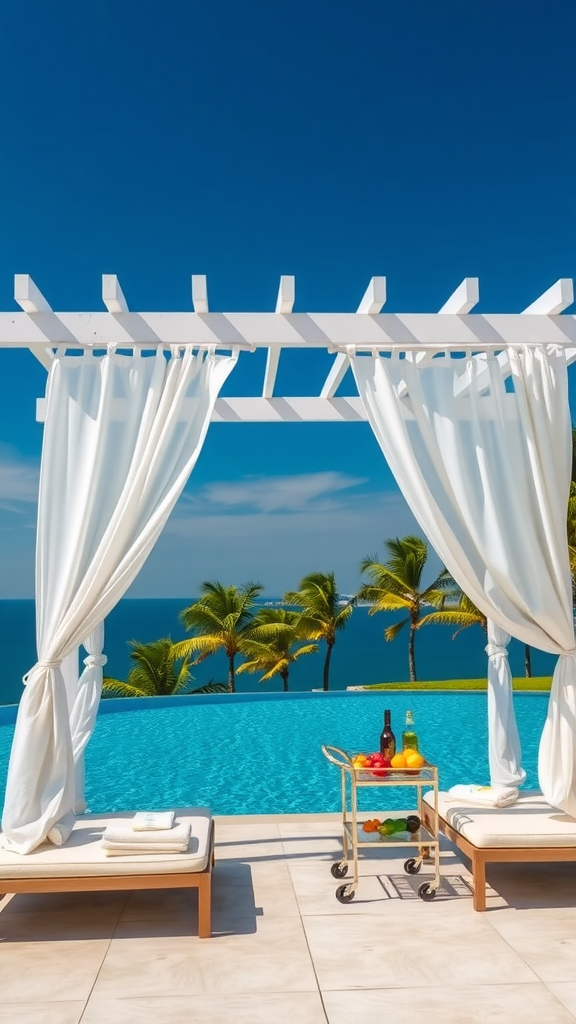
{"left": 485, "top": 620, "right": 525, "bottom": 788}
{"left": 70, "top": 623, "right": 107, "bottom": 813}
{"left": 351, "top": 347, "right": 576, "bottom": 813}
{"left": 1, "top": 347, "right": 235, "bottom": 853}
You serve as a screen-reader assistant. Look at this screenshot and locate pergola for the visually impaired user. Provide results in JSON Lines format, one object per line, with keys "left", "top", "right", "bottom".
{"left": 1, "top": 270, "right": 576, "bottom": 855}
{"left": 2, "top": 273, "right": 575, "bottom": 418}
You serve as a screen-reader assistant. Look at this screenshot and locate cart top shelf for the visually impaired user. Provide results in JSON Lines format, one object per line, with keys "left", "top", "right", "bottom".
{"left": 321, "top": 745, "right": 438, "bottom": 784}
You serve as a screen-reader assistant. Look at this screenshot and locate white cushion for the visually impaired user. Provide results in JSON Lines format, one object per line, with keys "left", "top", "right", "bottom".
{"left": 423, "top": 790, "right": 576, "bottom": 849}
{"left": 0, "top": 808, "right": 212, "bottom": 878}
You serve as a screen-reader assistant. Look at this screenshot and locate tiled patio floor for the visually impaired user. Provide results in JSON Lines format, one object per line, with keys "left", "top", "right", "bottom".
{"left": 1, "top": 814, "right": 576, "bottom": 1023}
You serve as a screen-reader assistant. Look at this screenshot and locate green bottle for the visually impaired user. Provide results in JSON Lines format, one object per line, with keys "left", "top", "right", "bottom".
{"left": 402, "top": 710, "right": 419, "bottom": 753}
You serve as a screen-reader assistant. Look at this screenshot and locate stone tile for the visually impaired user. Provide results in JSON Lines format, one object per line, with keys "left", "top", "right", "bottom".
{"left": 547, "top": 982, "right": 576, "bottom": 1018}
{"left": 214, "top": 825, "right": 285, "bottom": 862}
{"left": 0, "top": 891, "right": 126, "bottom": 916}
{"left": 93, "top": 916, "right": 318, "bottom": 996}
{"left": 303, "top": 912, "right": 539, "bottom": 990}
{"left": 0, "top": 910, "right": 117, "bottom": 942}
{"left": 118, "top": 861, "right": 299, "bottom": 928}
{"left": 288, "top": 861, "right": 392, "bottom": 914}
{"left": 82, "top": 992, "right": 328, "bottom": 1024}
{"left": 323, "top": 984, "right": 576, "bottom": 1024}
{"left": 487, "top": 909, "right": 576, "bottom": 982}
{"left": 0, "top": 1003, "right": 85, "bottom": 1024}
{"left": 486, "top": 862, "right": 576, "bottom": 911}
{"left": 0, "top": 940, "right": 110, "bottom": 1002}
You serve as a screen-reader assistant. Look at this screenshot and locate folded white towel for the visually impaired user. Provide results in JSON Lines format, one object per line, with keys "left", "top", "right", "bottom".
{"left": 132, "top": 811, "right": 175, "bottom": 831}
{"left": 448, "top": 784, "right": 519, "bottom": 808}
{"left": 102, "top": 821, "right": 190, "bottom": 846}
{"left": 47, "top": 810, "right": 76, "bottom": 847}
{"left": 103, "top": 842, "right": 188, "bottom": 856}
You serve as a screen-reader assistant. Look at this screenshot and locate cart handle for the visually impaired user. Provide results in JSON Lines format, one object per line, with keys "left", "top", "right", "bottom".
{"left": 321, "top": 745, "right": 354, "bottom": 770}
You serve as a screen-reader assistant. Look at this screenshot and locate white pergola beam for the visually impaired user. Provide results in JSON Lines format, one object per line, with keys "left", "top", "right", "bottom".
{"left": 14, "top": 274, "right": 52, "bottom": 313}
{"left": 3, "top": 310, "right": 576, "bottom": 352}
{"left": 263, "top": 348, "right": 280, "bottom": 398}
{"left": 458, "top": 279, "right": 576, "bottom": 397}
{"left": 438, "top": 278, "right": 479, "bottom": 315}
{"left": 357, "top": 276, "right": 386, "bottom": 315}
{"left": 102, "top": 274, "right": 129, "bottom": 313}
{"left": 13, "top": 275, "right": 54, "bottom": 370}
{"left": 320, "top": 276, "right": 386, "bottom": 397}
{"left": 320, "top": 353, "right": 349, "bottom": 399}
{"left": 406, "top": 279, "right": 480, "bottom": 371}
{"left": 262, "top": 276, "right": 295, "bottom": 396}
{"left": 191, "top": 275, "right": 208, "bottom": 313}
{"left": 276, "top": 275, "right": 295, "bottom": 314}
{"left": 522, "top": 279, "right": 574, "bottom": 315}
{"left": 37, "top": 395, "right": 368, "bottom": 424}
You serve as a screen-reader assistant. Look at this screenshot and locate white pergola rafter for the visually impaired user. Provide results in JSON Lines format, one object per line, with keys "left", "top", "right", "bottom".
{"left": 3, "top": 273, "right": 575, "bottom": 424}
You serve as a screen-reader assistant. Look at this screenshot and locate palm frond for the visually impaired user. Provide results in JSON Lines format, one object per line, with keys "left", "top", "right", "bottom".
{"left": 102, "top": 677, "right": 152, "bottom": 698}
{"left": 367, "top": 593, "right": 412, "bottom": 612}
{"left": 384, "top": 618, "right": 409, "bottom": 642}
{"left": 190, "top": 681, "right": 228, "bottom": 694}
{"left": 171, "top": 635, "right": 222, "bottom": 660}
{"left": 418, "top": 610, "right": 485, "bottom": 630}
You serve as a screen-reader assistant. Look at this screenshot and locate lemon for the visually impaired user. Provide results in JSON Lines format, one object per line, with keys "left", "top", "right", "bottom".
{"left": 405, "top": 752, "right": 425, "bottom": 769}
{"left": 390, "top": 753, "right": 407, "bottom": 769}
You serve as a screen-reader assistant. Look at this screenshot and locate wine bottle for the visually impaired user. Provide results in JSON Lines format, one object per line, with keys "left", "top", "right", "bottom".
{"left": 379, "top": 709, "right": 396, "bottom": 760}
{"left": 402, "top": 710, "right": 419, "bottom": 752}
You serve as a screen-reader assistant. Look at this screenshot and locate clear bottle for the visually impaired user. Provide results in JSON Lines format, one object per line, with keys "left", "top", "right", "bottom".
{"left": 379, "top": 709, "right": 396, "bottom": 760}
{"left": 402, "top": 710, "right": 419, "bottom": 752}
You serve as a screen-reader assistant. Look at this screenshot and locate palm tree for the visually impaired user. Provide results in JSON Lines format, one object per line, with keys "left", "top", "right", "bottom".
{"left": 283, "top": 572, "right": 353, "bottom": 691}
{"left": 173, "top": 581, "right": 263, "bottom": 694}
{"left": 418, "top": 592, "right": 487, "bottom": 637}
{"left": 358, "top": 536, "right": 454, "bottom": 683}
{"left": 419, "top": 590, "right": 537, "bottom": 677}
{"left": 102, "top": 637, "right": 227, "bottom": 697}
{"left": 237, "top": 609, "right": 318, "bottom": 691}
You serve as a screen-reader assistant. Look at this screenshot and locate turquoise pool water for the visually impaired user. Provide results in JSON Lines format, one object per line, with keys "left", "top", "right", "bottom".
{"left": 0, "top": 692, "right": 548, "bottom": 815}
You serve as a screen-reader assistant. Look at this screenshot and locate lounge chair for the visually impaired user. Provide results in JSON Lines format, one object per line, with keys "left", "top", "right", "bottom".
{"left": 422, "top": 790, "right": 576, "bottom": 911}
{"left": 0, "top": 807, "right": 214, "bottom": 937}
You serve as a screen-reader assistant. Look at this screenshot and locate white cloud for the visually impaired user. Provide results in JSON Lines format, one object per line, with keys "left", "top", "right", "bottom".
{"left": 182, "top": 471, "right": 367, "bottom": 514}
{"left": 129, "top": 489, "right": 434, "bottom": 598}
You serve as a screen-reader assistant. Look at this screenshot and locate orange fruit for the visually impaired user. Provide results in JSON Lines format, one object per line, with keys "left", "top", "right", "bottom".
{"left": 390, "top": 753, "right": 407, "bottom": 769}
{"left": 405, "top": 752, "right": 425, "bottom": 769}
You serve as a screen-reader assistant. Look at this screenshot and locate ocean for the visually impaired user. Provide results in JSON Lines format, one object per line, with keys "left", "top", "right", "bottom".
{"left": 0, "top": 598, "right": 556, "bottom": 706}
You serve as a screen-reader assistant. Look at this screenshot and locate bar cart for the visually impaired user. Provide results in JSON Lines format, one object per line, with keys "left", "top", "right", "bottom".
{"left": 321, "top": 745, "right": 441, "bottom": 903}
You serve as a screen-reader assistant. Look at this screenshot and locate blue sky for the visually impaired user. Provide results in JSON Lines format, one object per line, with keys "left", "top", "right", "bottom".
{"left": 0, "top": 0, "right": 575, "bottom": 598}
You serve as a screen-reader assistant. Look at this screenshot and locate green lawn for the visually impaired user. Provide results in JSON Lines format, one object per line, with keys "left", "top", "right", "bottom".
{"left": 360, "top": 677, "right": 552, "bottom": 691}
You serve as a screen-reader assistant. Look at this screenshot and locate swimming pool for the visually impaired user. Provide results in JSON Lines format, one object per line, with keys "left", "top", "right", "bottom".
{"left": 0, "top": 691, "right": 548, "bottom": 816}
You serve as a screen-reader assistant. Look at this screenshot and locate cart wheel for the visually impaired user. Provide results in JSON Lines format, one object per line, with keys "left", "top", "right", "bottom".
{"left": 331, "top": 861, "right": 349, "bottom": 879}
{"left": 335, "top": 883, "right": 356, "bottom": 903}
{"left": 404, "top": 857, "right": 422, "bottom": 874}
{"left": 418, "top": 882, "right": 437, "bottom": 901}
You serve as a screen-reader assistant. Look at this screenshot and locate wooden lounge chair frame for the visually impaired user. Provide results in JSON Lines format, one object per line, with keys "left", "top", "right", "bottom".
{"left": 0, "top": 820, "right": 215, "bottom": 938}
{"left": 422, "top": 803, "right": 576, "bottom": 911}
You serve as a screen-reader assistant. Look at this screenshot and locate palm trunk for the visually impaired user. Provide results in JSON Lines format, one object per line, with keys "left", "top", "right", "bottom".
{"left": 323, "top": 641, "right": 334, "bottom": 691}
{"left": 524, "top": 644, "right": 532, "bottom": 678}
{"left": 228, "top": 654, "right": 235, "bottom": 694}
{"left": 281, "top": 668, "right": 289, "bottom": 693}
{"left": 408, "top": 620, "right": 417, "bottom": 683}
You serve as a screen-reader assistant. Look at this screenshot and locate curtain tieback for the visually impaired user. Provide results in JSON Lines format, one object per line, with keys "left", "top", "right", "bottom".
{"left": 485, "top": 643, "right": 509, "bottom": 658}
{"left": 83, "top": 654, "right": 108, "bottom": 669}
{"left": 22, "top": 659, "right": 62, "bottom": 685}
{"left": 563, "top": 648, "right": 576, "bottom": 658}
